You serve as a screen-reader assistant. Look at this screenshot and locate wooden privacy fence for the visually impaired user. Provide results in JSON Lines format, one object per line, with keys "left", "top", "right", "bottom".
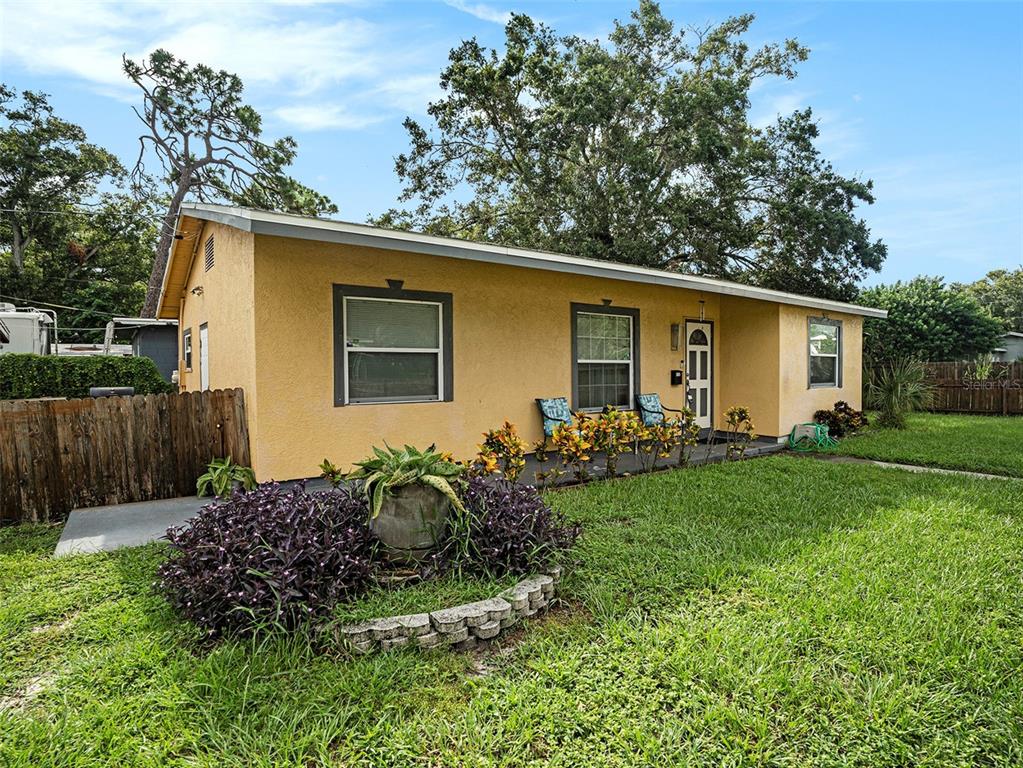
{"left": 904, "top": 362, "right": 1023, "bottom": 416}
{"left": 0, "top": 388, "right": 249, "bottom": 525}
{"left": 926, "top": 382, "right": 1023, "bottom": 415}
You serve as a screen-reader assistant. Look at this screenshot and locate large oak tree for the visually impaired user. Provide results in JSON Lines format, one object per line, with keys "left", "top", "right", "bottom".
{"left": 378, "top": 2, "right": 886, "bottom": 300}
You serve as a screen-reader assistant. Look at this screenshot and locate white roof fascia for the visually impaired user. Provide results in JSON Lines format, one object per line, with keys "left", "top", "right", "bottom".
{"left": 113, "top": 317, "right": 179, "bottom": 326}
{"left": 176, "top": 203, "right": 889, "bottom": 319}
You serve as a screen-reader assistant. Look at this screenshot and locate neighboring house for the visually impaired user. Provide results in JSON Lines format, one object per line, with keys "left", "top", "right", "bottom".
{"left": 103, "top": 317, "right": 180, "bottom": 381}
{"left": 157, "top": 203, "right": 887, "bottom": 481}
{"left": 992, "top": 332, "right": 1023, "bottom": 362}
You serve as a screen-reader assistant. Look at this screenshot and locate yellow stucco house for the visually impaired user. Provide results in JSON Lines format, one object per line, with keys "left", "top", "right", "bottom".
{"left": 157, "top": 203, "right": 887, "bottom": 481}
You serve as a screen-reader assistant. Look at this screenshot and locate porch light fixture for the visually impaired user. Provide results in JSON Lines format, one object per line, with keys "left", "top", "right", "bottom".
{"left": 191, "top": 286, "right": 203, "bottom": 296}
{"left": 670, "top": 323, "right": 681, "bottom": 351}
{"left": 698, "top": 300, "right": 705, "bottom": 321}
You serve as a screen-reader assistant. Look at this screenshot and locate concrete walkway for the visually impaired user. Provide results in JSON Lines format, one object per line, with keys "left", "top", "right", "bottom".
{"left": 800, "top": 453, "right": 1021, "bottom": 481}
{"left": 54, "top": 496, "right": 207, "bottom": 557}
{"left": 54, "top": 478, "right": 333, "bottom": 557}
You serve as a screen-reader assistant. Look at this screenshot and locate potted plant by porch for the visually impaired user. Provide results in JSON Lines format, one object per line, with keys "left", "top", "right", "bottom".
{"left": 345, "top": 445, "right": 465, "bottom": 562}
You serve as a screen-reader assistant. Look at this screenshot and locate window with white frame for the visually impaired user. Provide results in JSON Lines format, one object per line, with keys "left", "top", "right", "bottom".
{"left": 808, "top": 317, "right": 842, "bottom": 387}
{"left": 338, "top": 290, "right": 451, "bottom": 404}
{"left": 573, "top": 307, "right": 637, "bottom": 410}
{"left": 182, "top": 328, "right": 192, "bottom": 370}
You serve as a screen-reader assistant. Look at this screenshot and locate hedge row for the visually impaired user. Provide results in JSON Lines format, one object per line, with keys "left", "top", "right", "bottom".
{"left": 0, "top": 354, "right": 175, "bottom": 400}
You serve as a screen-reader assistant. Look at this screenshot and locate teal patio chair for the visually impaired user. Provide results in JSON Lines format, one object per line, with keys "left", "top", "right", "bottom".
{"left": 635, "top": 393, "right": 684, "bottom": 427}
{"left": 536, "top": 397, "right": 574, "bottom": 438}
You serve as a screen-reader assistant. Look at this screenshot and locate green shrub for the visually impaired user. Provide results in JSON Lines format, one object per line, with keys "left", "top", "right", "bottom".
{"left": 867, "top": 358, "right": 934, "bottom": 429}
{"left": 813, "top": 401, "right": 868, "bottom": 438}
{"left": 0, "top": 353, "right": 174, "bottom": 399}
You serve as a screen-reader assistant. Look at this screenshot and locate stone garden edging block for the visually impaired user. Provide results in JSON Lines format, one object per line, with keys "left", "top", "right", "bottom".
{"left": 337, "top": 566, "right": 562, "bottom": 655}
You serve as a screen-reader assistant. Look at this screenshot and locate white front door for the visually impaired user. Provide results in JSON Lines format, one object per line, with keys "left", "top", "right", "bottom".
{"left": 199, "top": 324, "right": 209, "bottom": 390}
{"left": 686, "top": 321, "right": 712, "bottom": 430}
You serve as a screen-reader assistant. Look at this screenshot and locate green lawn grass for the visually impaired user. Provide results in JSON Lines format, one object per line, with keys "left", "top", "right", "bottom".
{"left": 828, "top": 411, "right": 1023, "bottom": 477}
{"left": 2, "top": 456, "right": 1021, "bottom": 766}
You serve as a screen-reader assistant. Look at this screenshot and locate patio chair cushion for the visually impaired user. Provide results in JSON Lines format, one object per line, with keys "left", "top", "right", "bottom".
{"left": 635, "top": 393, "right": 665, "bottom": 426}
{"left": 537, "top": 397, "right": 573, "bottom": 436}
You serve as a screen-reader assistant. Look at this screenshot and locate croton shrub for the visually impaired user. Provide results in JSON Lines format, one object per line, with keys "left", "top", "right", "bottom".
{"left": 157, "top": 482, "right": 376, "bottom": 637}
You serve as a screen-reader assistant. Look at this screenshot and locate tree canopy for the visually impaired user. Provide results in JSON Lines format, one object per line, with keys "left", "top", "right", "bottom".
{"left": 0, "top": 86, "right": 124, "bottom": 271}
{"left": 378, "top": 1, "right": 886, "bottom": 301}
{"left": 0, "top": 87, "right": 155, "bottom": 340}
{"left": 861, "top": 277, "right": 1005, "bottom": 363}
{"left": 123, "top": 50, "right": 336, "bottom": 315}
{"left": 956, "top": 268, "right": 1023, "bottom": 333}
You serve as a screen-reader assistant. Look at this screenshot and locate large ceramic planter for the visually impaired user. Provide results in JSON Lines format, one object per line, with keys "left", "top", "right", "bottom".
{"left": 370, "top": 483, "right": 450, "bottom": 562}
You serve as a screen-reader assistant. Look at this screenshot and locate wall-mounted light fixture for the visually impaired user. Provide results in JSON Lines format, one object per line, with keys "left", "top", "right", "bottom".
{"left": 698, "top": 299, "right": 705, "bottom": 321}
{"left": 190, "top": 286, "right": 204, "bottom": 296}
{"left": 670, "top": 323, "right": 681, "bottom": 351}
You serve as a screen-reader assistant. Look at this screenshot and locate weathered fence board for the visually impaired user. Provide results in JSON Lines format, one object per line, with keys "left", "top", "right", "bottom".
{"left": 0, "top": 388, "right": 250, "bottom": 525}
{"left": 866, "top": 362, "right": 1023, "bottom": 416}
{"left": 923, "top": 361, "right": 1023, "bottom": 381}
{"left": 926, "top": 382, "right": 1023, "bottom": 415}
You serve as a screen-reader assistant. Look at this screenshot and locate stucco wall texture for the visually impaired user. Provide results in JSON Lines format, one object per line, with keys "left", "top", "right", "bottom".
{"left": 175, "top": 226, "right": 864, "bottom": 481}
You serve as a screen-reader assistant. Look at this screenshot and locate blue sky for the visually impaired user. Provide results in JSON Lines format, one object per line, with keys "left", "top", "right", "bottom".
{"left": 0, "top": 0, "right": 1020, "bottom": 286}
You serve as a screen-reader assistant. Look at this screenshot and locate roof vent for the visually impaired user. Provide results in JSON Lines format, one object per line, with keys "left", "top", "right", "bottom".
{"left": 204, "top": 235, "right": 215, "bottom": 272}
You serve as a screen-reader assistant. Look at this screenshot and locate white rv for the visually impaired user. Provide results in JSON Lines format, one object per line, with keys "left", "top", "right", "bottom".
{"left": 0, "top": 303, "right": 56, "bottom": 355}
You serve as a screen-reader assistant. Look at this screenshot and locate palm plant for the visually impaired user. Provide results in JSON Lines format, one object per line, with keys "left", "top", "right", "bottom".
{"left": 867, "top": 357, "right": 933, "bottom": 429}
{"left": 196, "top": 456, "right": 257, "bottom": 498}
{"left": 345, "top": 444, "right": 465, "bottom": 520}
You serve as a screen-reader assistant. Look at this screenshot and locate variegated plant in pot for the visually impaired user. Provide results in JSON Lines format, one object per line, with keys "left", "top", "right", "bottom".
{"left": 343, "top": 445, "right": 465, "bottom": 562}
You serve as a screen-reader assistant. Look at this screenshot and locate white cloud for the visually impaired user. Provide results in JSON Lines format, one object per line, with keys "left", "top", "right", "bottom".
{"left": 0, "top": 2, "right": 381, "bottom": 96}
{"left": 0, "top": 0, "right": 447, "bottom": 132}
{"left": 273, "top": 104, "right": 384, "bottom": 131}
{"left": 752, "top": 90, "right": 811, "bottom": 129}
{"left": 861, "top": 156, "right": 1022, "bottom": 279}
{"left": 373, "top": 74, "right": 445, "bottom": 113}
{"left": 443, "top": 0, "right": 511, "bottom": 25}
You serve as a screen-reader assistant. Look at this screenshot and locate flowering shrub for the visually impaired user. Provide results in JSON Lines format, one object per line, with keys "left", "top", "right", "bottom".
{"left": 426, "top": 477, "right": 580, "bottom": 577}
{"left": 813, "top": 401, "right": 868, "bottom": 438}
{"left": 157, "top": 483, "right": 376, "bottom": 637}
{"left": 475, "top": 421, "right": 528, "bottom": 481}
{"left": 724, "top": 406, "right": 757, "bottom": 460}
